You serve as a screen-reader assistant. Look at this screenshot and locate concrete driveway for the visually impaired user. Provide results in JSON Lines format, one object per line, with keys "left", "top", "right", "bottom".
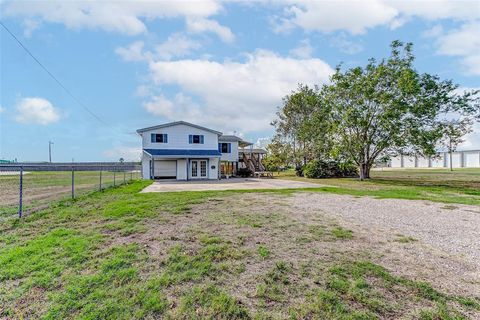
{"left": 140, "top": 178, "right": 323, "bottom": 193}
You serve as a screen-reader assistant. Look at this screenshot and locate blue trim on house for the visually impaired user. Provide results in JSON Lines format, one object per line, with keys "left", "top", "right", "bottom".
{"left": 144, "top": 149, "right": 221, "bottom": 156}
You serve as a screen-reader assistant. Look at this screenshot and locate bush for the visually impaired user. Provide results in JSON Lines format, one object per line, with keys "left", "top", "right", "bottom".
{"left": 236, "top": 168, "right": 252, "bottom": 178}
{"left": 295, "top": 165, "right": 304, "bottom": 177}
{"left": 302, "top": 160, "right": 357, "bottom": 179}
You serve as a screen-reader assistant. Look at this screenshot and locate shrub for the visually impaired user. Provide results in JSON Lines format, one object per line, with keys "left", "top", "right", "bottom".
{"left": 295, "top": 165, "right": 304, "bottom": 177}
{"left": 303, "top": 160, "right": 357, "bottom": 179}
{"left": 236, "top": 168, "right": 252, "bottom": 177}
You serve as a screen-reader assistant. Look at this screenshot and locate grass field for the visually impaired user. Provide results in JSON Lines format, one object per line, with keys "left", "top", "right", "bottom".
{"left": 0, "top": 171, "right": 141, "bottom": 216}
{"left": 0, "top": 175, "right": 479, "bottom": 319}
{"left": 275, "top": 168, "right": 480, "bottom": 206}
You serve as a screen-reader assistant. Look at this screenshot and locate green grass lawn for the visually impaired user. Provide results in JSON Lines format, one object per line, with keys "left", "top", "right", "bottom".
{"left": 274, "top": 168, "right": 480, "bottom": 206}
{"left": 0, "top": 171, "right": 141, "bottom": 216}
{"left": 0, "top": 180, "right": 478, "bottom": 319}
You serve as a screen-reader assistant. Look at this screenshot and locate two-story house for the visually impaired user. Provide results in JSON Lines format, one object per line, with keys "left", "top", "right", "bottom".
{"left": 137, "top": 121, "right": 252, "bottom": 180}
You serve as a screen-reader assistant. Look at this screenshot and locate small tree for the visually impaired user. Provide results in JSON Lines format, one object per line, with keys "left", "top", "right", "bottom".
{"left": 440, "top": 119, "right": 473, "bottom": 171}
{"left": 263, "top": 136, "right": 292, "bottom": 172}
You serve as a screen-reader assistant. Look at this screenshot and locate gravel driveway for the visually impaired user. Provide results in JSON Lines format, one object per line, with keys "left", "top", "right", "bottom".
{"left": 292, "top": 193, "right": 480, "bottom": 267}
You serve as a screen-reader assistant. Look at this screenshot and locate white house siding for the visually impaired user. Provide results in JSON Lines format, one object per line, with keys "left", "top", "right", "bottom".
{"left": 177, "top": 159, "right": 187, "bottom": 180}
{"left": 140, "top": 124, "right": 219, "bottom": 150}
{"left": 142, "top": 153, "right": 151, "bottom": 179}
{"left": 208, "top": 158, "right": 219, "bottom": 179}
{"left": 220, "top": 141, "right": 239, "bottom": 162}
{"left": 390, "top": 150, "right": 480, "bottom": 168}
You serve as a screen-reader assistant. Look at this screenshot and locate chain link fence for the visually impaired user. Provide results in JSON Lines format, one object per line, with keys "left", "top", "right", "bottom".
{"left": 0, "top": 162, "right": 142, "bottom": 218}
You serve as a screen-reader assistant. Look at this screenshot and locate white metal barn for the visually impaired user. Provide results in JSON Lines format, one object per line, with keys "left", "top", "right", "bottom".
{"left": 390, "top": 150, "right": 480, "bottom": 168}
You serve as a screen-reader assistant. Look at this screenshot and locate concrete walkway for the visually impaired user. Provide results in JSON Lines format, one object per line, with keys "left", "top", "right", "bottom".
{"left": 140, "top": 178, "right": 324, "bottom": 193}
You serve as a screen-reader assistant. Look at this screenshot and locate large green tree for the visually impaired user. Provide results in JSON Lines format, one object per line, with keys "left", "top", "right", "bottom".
{"left": 324, "top": 41, "right": 477, "bottom": 180}
{"left": 272, "top": 84, "right": 332, "bottom": 167}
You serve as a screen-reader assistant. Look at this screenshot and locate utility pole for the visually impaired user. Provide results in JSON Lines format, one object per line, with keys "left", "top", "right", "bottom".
{"left": 49, "top": 141, "right": 54, "bottom": 163}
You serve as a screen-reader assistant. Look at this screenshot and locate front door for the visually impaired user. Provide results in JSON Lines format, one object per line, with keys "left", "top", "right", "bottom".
{"left": 190, "top": 160, "right": 207, "bottom": 179}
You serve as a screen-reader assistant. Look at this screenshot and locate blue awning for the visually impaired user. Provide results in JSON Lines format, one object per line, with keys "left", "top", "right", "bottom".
{"left": 144, "top": 149, "right": 221, "bottom": 157}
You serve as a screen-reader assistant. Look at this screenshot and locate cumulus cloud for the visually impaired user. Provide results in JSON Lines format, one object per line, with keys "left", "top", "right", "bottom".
{"left": 145, "top": 50, "right": 333, "bottom": 132}
{"left": 2, "top": 0, "right": 223, "bottom": 35}
{"left": 155, "top": 33, "right": 202, "bottom": 60}
{"left": 273, "top": 0, "right": 479, "bottom": 34}
{"left": 329, "top": 33, "right": 364, "bottom": 55}
{"left": 186, "top": 17, "right": 235, "bottom": 43}
{"left": 143, "top": 93, "right": 206, "bottom": 126}
{"left": 116, "top": 34, "right": 201, "bottom": 63}
{"left": 115, "top": 41, "right": 148, "bottom": 62}
{"left": 274, "top": 0, "right": 398, "bottom": 34}
{"left": 289, "top": 39, "right": 313, "bottom": 58}
{"left": 435, "top": 21, "right": 480, "bottom": 75}
{"left": 15, "top": 97, "right": 61, "bottom": 125}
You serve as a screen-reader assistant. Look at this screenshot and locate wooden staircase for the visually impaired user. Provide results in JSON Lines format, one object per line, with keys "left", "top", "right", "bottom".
{"left": 242, "top": 152, "right": 265, "bottom": 172}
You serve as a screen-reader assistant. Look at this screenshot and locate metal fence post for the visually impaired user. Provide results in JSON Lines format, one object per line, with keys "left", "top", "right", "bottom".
{"left": 71, "top": 165, "right": 75, "bottom": 199}
{"left": 113, "top": 169, "right": 116, "bottom": 187}
{"left": 130, "top": 171, "right": 133, "bottom": 181}
{"left": 99, "top": 167, "right": 102, "bottom": 191}
{"left": 123, "top": 171, "right": 126, "bottom": 184}
{"left": 18, "top": 166, "right": 23, "bottom": 218}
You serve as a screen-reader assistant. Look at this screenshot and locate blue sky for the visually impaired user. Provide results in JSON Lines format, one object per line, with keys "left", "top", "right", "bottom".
{"left": 1, "top": 0, "right": 479, "bottom": 162}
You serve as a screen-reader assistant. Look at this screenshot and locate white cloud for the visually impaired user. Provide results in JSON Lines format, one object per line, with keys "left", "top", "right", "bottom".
{"left": 186, "top": 17, "right": 235, "bottom": 43}
{"left": 115, "top": 41, "right": 148, "bottom": 62}
{"left": 0, "top": 105, "right": 5, "bottom": 113}
{"left": 329, "top": 33, "right": 364, "bottom": 54}
{"left": 461, "top": 121, "right": 480, "bottom": 150}
{"left": 3, "top": 0, "right": 223, "bottom": 35}
{"left": 273, "top": 0, "right": 479, "bottom": 34}
{"left": 275, "top": 0, "right": 398, "bottom": 34}
{"left": 143, "top": 92, "right": 202, "bottom": 121}
{"left": 435, "top": 21, "right": 480, "bottom": 75}
{"left": 103, "top": 146, "right": 141, "bottom": 161}
{"left": 146, "top": 50, "right": 333, "bottom": 132}
{"left": 155, "top": 33, "right": 202, "bottom": 60}
{"left": 116, "top": 34, "right": 201, "bottom": 62}
{"left": 15, "top": 97, "right": 60, "bottom": 125}
{"left": 289, "top": 39, "right": 313, "bottom": 58}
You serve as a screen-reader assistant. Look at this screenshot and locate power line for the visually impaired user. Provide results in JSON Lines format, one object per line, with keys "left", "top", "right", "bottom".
{"left": 0, "top": 21, "right": 109, "bottom": 126}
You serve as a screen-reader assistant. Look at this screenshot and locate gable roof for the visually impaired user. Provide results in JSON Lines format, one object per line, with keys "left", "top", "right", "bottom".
{"left": 219, "top": 135, "right": 253, "bottom": 147}
{"left": 136, "top": 121, "right": 223, "bottom": 135}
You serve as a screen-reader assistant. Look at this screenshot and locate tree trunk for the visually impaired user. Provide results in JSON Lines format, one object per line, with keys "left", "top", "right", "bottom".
{"left": 359, "top": 163, "right": 371, "bottom": 181}
{"left": 449, "top": 140, "right": 453, "bottom": 171}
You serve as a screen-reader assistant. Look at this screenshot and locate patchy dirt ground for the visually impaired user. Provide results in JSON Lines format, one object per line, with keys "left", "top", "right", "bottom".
{"left": 290, "top": 192, "right": 480, "bottom": 296}
{"left": 111, "top": 191, "right": 479, "bottom": 318}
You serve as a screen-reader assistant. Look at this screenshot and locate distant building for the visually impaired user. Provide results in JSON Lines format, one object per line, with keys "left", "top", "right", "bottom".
{"left": 390, "top": 150, "right": 480, "bottom": 168}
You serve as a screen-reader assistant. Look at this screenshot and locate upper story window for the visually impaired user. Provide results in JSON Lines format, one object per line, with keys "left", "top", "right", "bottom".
{"left": 151, "top": 133, "right": 168, "bottom": 143}
{"left": 219, "top": 143, "right": 231, "bottom": 153}
{"left": 189, "top": 134, "right": 204, "bottom": 144}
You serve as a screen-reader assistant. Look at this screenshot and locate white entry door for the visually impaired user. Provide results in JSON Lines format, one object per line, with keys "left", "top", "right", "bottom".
{"left": 190, "top": 160, "right": 207, "bottom": 179}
